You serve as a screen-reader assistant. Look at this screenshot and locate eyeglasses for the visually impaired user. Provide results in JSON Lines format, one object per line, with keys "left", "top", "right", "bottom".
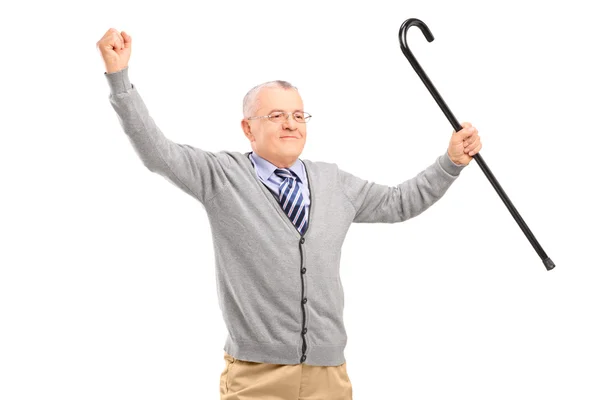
{"left": 247, "top": 111, "right": 312, "bottom": 124}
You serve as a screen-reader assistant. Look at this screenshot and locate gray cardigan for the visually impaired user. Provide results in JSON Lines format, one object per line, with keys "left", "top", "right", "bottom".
{"left": 104, "top": 67, "right": 466, "bottom": 366}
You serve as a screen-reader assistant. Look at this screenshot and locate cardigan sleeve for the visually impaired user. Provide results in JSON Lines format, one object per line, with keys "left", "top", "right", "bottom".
{"left": 337, "top": 152, "right": 466, "bottom": 223}
{"left": 105, "top": 67, "right": 230, "bottom": 204}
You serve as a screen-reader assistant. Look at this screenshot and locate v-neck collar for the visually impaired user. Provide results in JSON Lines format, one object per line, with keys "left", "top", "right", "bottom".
{"left": 244, "top": 152, "right": 313, "bottom": 238}
{"left": 249, "top": 151, "right": 306, "bottom": 185}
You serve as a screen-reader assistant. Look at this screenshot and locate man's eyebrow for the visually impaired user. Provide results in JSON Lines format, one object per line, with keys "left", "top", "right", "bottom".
{"left": 268, "top": 109, "right": 304, "bottom": 113}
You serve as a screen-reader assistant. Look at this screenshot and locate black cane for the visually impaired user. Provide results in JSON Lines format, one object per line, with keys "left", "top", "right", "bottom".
{"left": 398, "top": 18, "right": 555, "bottom": 271}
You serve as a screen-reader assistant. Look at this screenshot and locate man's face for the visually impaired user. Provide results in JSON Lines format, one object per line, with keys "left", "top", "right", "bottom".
{"left": 242, "top": 87, "right": 307, "bottom": 168}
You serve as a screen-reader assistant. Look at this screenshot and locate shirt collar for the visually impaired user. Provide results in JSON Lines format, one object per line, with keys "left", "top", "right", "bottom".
{"left": 249, "top": 151, "right": 305, "bottom": 184}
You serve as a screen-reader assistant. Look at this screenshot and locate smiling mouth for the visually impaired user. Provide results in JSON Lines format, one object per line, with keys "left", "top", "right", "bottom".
{"left": 281, "top": 136, "right": 299, "bottom": 139}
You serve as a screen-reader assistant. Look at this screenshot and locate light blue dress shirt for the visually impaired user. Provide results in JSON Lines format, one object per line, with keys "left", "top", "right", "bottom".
{"left": 248, "top": 151, "right": 311, "bottom": 208}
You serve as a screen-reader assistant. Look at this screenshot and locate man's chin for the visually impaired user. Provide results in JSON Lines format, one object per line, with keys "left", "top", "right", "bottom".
{"left": 278, "top": 148, "right": 303, "bottom": 160}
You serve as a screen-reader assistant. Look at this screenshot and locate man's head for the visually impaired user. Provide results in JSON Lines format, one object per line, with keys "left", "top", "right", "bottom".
{"left": 241, "top": 80, "right": 308, "bottom": 169}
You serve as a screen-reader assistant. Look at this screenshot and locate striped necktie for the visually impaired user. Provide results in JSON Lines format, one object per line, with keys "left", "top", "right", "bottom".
{"left": 274, "top": 168, "right": 308, "bottom": 235}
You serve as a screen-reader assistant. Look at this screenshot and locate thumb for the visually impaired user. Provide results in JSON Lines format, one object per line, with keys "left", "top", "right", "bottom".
{"left": 454, "top": 124, "right": 474, "bottom": 140}
{"left": 453, "top": 122, "right": 471, "bottom": 134}
{"left": 121, "top": 31, "right": 132, "bottom": 48}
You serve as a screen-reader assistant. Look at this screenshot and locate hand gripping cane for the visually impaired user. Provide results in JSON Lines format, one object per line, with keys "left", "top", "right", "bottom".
{"left": 399, "top": 18, "right": 555, "bottom": 271}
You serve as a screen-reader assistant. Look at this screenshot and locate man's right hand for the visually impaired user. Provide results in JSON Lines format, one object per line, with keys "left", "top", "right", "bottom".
{"left": 96, "top": 28, "right": 132, "bottom": 74}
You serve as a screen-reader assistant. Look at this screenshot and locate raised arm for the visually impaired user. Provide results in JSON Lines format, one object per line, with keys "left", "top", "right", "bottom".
{"left": 338, "top": 123, "right": 481, "bottom": 223}
{"left": 97, "top": 28, "right": 230, "bottom": 204}
{"left": 338, "top": 151, "right": 466, "bottom": 223}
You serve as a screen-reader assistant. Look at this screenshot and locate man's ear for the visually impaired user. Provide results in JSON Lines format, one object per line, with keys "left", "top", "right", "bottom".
{"left": 241, "top": 119, "right": 254, "bottom": 141}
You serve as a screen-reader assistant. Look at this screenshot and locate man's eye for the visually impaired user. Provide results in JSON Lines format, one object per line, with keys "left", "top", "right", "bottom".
{"left": 294, "top": 113, "right": 305, "bottom": 120}
{"left": 270, "top": 113, "right": 284, "bottom": 119}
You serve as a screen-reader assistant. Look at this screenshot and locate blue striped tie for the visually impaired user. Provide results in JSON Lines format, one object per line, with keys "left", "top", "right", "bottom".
{"left": 274, "top": 168, "right": 308, "bottom": 235}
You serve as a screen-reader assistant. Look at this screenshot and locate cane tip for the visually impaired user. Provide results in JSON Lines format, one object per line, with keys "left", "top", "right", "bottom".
{"left": 543, "top": 257, "right": 556, "bottom": 271}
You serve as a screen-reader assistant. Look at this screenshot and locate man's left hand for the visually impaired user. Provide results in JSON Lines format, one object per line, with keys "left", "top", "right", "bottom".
{"left": 447, "top": 122, "right": 482, "bottom": 166}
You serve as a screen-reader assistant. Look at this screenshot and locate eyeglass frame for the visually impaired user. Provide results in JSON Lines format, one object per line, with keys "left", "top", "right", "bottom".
{"left": 246, "top": 110, "right": 312, "bottom": 123}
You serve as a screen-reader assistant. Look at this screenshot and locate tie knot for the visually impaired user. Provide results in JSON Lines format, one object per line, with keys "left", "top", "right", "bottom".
{"left": 274, "top": 168, "right": 298, "bottom": 181}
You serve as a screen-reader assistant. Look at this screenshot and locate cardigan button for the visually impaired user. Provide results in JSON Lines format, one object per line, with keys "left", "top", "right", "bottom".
{"left": 302, "top": 328, "right": 307, "bottom": 334}
{"left": 300, "top": 237, "right": 305, "bottom": 244}
{"left": 301, "top": 355, "right": 307, "bottom": 362}
{"left": 301, "top": 268, "right": 306, "bottom": 274}
{"left": 302, "top": 298, "right": 308, "bottom": 304}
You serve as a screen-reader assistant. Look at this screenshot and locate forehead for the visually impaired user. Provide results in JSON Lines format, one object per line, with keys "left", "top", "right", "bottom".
{"left": 256, "top": 87, "right": 304, "bottom": 112}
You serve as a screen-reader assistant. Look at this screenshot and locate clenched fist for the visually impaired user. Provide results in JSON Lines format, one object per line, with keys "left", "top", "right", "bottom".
{"left": 447, "top": 122, "right": 482, "bottom": 166}
{"left": 96, "top": 28, "right": 132, "bottom": 74}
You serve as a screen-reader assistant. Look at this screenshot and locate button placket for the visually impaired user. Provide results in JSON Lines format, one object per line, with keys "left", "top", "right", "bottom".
{"left": 246, "top": 153, "right": 317, "bottom": 364}
{"left": 299, "top": 235, "right": 308, "bottom": 363}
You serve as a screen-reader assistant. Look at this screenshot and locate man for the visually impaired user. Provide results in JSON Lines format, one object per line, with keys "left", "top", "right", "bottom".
{"left": 97, "top": 28, "right": 482, "bottom": 400}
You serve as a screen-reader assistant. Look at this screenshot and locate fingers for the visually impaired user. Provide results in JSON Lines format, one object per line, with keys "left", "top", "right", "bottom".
{"left": 97, "top": 28, "right": 131, "bottom": 73}
{"left": 115, "top": 29, "right": 124, "bottom": 50}
{"left": 96, "top": 28, "right": 122, "bottom": 52}
{"left": 450, "top": 121, "right": 482, "bottom": 156}
{"left": 464, "top": 137, "right": 482, "bottom": 156}
{"left": 462, "top": 129, "right": 482, "bottom": 155}
{"left": 463, "top": 130, "right": 479, "bottom": 146}
{"left": 105, "top": 28, "right": 124, "bottom": 50}
{"left": 121, "top": 31, "right": 132, "bottom": 48}
{"left": 456, "top": 123, "right": 477, "bottom": 141}
{"left": 453, "top": 121, "right": 471, "bottom": 134}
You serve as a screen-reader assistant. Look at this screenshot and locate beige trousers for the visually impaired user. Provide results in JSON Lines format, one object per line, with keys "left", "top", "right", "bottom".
{"left": 220, "top": 352, "right": 353, "bottom": 400}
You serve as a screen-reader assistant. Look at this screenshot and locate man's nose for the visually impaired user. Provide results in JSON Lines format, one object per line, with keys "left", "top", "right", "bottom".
{"left": 282, "top": 114, "right": 298, "bottom": 129}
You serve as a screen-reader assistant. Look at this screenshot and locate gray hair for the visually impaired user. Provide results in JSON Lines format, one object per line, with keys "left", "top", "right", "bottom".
{"left": 243, "top": 80, "right": 298, "bottom": 119}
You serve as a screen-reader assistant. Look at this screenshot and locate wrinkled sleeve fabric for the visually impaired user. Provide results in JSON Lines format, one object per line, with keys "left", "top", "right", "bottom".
{"left": 105, "top": 67, "right": 230, "bottom": 205}
{"left": 338, "top": 152, "right": 466, "bottom": 223}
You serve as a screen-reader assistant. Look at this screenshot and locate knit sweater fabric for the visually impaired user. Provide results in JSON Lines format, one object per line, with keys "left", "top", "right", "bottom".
{"left": 104, "top": 66, "right": 467, "bottom": 366}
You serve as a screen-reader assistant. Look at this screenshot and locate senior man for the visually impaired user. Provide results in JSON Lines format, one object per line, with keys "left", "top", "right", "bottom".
{"left": 97, "top": 28, "right": 482, "bottom": 400}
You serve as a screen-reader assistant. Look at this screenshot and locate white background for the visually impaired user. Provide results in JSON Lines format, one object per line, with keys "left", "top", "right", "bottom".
{"left": 1, "top": 0, "right": 599, "bottom": 399}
